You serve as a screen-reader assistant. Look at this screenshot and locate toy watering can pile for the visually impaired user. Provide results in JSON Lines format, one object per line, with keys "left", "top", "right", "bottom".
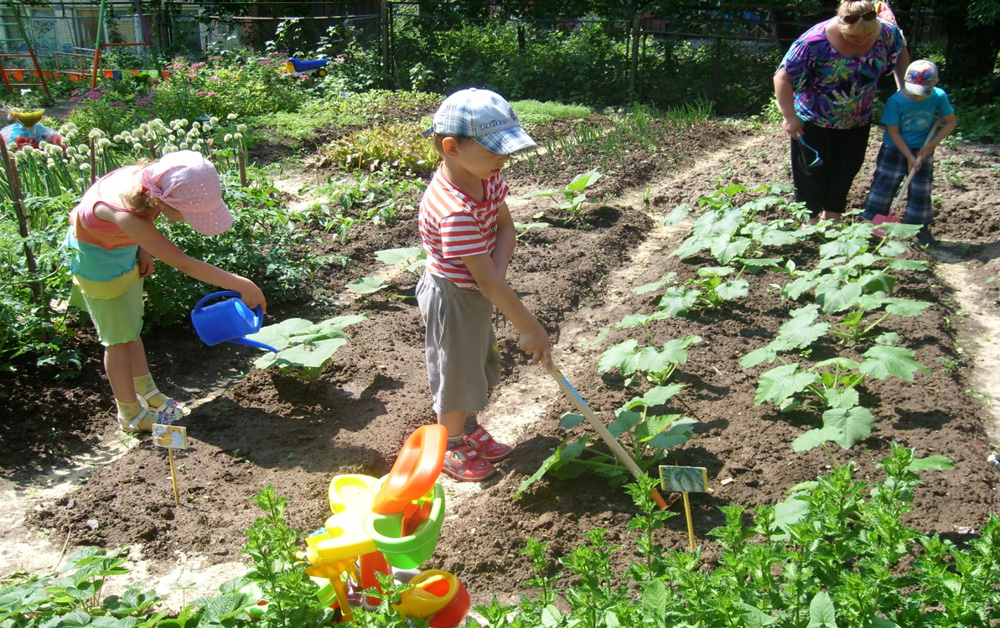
{"left": 245, "top": 424, "right": 470, "bottom": 626}
{"left": 191, "top": 291, "right": 278, "bottom": 353}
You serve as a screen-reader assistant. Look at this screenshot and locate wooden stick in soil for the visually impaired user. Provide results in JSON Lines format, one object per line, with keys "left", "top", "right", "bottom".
{"left": 549, "top": 368, "right": 670, "bottom": 510}
{"left": 168, "top": 449, "right": 180, "bottom": 506}
{"left": 0, "top": 139, "right": 41, "bottom": 303}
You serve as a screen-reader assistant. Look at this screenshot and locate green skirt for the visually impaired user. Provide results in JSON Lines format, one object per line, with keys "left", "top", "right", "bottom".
{"left": 69, "top": 275, "right": 145, "bottom": 347}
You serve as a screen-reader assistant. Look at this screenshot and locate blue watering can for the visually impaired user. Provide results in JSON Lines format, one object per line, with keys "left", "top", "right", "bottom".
{"left": 191, "top": 291, "right": 279, "bottom": 353}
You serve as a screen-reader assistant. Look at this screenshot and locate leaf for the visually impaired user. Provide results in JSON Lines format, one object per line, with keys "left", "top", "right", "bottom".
{"left": 821, "top": 405, "right": 874, "bottom": 449}
{"left": 824, "top": 388, "right": 859, "bottom": 409}
{"left": 860, "top": 346, "right": 931, "bottom": 380}
{"left": 815, "top": 282, "right": 863, "bottom": 314}
{"left": 658, "top": 286, "right": 699, "bottom": 317}
{"left": 566, "top": 169, "right": 602, "bottom": 191}
{"left": 641, "top": 580, "right": 668, "bottom": 616}
{"left": 741, "top": 344, "right": 778, "bottom": 369}
{"left": 771, "top": 496, "right": 809, "bottom": 535}
{"left": 661, "top": 204, "right": 689, "bottom": 225}
{"left": 634, "top": 272, "right": 676, "bottom": 295}
{"left": 277, "top": 337, "right": 348, "bottom": 369}
{"left": 887, "top": 257, "right": 928, "bottom": 271}
{"left": 884, "top": 297, "right": 932, "bottom": 317}
{"left": 598, "top": 339, "right": 640, "bottom": 374}
{"left": 735, "top": 602, "right": 779, "bottom": 627}
{"left": 616, "top": 311, "right": 670, "bottom": 328}
{"left": 755, "top": 363, "right": 818, "bottom": 406}
{"left": 515, "top": 445, "right": 568, "bottom": 498}
{"left": 772, "top": 305, "right": 829, "bottom": 350}
{"left": 646, "top": 417, "right": 698, "bottom": 449}
{"left": 558, "top": 412, "right": 585, "bottom": 429}
{"left": 906, "top": 455, "right": 955, "bottom": 471}
{"left": 806, "top": 591, "right": 838, "bottom": 628}
{"left": 711, "top": 237, "right": 751, "bottom": 265}
{"left": 540, "top": 604, "right": 564, "bottom": 626}
{"left": 522, "top": 187, "right": 560, "bottom": 199}
{"left": 697, "top": 266, "right": 735, "bottom": 278}
{"left": 347, "top": 276, "right": 387, "bottom": 294}
{"left": 374, "top": 246, "right": 423, "bottom": 265}
{"left": 716, "top": 279, "right": 750, "bottom": 301}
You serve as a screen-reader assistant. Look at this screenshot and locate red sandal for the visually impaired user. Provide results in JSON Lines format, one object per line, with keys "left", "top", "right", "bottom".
{"left": 463, "top": 425, "right": 513, "bottom": 462}
{"left": 442, "top": 444, "right": 497, "bottom": 482}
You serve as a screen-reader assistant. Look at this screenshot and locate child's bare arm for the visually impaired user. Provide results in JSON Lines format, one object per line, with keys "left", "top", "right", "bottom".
{"left": 464, "top": 252, "right": 552, "bottom": 368}
{"left": 490, "top": 201, "right": 515, "bottom": 278}
{"left": 919, "top": 113, "right": 957, "bottom": 160}
{"left": 113, "top": 211, "right": 267, "bottom": 312}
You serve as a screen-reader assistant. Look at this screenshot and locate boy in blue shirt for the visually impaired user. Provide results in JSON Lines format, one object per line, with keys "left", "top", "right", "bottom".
{"left": 861, "top": 60, "right": 957, "bottom": 245}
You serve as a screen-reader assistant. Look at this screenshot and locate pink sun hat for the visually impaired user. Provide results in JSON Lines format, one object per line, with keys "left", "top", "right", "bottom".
{"left": 139, "top": 150, "right": 233, "bottom": 235}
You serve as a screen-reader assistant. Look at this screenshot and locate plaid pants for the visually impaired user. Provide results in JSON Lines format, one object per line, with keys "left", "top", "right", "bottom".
{"left": 861, "top": 143, "right": 935, "bottom": 226}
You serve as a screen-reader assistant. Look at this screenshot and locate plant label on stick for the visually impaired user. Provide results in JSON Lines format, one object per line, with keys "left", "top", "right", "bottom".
{"left": 153, "top": 425, "right": 187, "bottom": 506}
{"left": 153, "top": 424, "right": 188, "bottom": 449}
{"left": 658, "top": 465, "right": 708, "bottom": 493}
{"left": 659, "top": 465, "right": 709, "bottom": 553}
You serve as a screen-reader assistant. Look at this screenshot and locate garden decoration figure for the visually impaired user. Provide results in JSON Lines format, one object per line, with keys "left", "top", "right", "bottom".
{"left": 774, "top": 0, "right": 909, "bottom": 222}
{"left": 272, "top": 425, "right": 470, "bottom": 627}
{"left": 2, "top": 108, "right": 64, "bottom": 151}
{"left": 861, "top": 59, "right": 957, "bottom": 246}
{"left": 418, "top": 87, "right": 553, "bottom": 482}
{"left": 63, "top": 149, "right": 266, "bottom": 434}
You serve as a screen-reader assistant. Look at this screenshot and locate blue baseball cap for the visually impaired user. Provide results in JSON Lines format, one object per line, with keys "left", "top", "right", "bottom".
{"left": 425, "top": 88, "right": 536, "bottom": 155}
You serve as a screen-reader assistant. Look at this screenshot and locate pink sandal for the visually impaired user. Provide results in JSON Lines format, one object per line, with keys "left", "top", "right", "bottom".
{"left": 442, "top": 445, "right": 497, "bottom": 482}
{"left": 463, "top": 425, "right": 513, "bottom": 462}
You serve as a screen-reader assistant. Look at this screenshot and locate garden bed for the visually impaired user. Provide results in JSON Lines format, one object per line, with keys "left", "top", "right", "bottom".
{"left": 2, "top": 111, "right": 999, "bottom": 611}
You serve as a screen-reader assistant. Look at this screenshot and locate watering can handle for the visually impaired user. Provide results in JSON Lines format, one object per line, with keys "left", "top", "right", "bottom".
{"left": 193, "top": 290, "right": 263, "bottom": 318}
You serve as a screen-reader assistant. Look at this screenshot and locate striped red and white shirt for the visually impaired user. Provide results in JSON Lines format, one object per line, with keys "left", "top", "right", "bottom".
{"left": 419, "top": 170, "right": 509, "bottom": 289}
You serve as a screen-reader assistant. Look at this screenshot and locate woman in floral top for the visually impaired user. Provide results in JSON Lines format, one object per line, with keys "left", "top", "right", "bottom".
{"left": 774, "top": 0, "right": 909, "bottom": 221}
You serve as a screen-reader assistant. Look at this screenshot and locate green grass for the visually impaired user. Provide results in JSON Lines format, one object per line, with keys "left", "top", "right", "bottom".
{"left": 511, "top": 99, "right": 593, "bottom": 131}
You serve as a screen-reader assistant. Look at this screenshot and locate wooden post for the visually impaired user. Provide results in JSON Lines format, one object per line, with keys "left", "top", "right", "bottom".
{"left": 380, "top": 0, "right": 391, "bottom": 88}
{"left": 0, "top": 139, "right": 41, "bottom": 302}
{"left": 168, "top": 449, "right": 180, "bottom": 505}
{"left": 629, "top": 14, "right": 641, "bottom": 100}
{"left": 682, "top": 492, "right": 696, "bottom": 552}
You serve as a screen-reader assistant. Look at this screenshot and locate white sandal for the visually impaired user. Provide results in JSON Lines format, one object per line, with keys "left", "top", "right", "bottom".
{"left": 139, "top": 388, "right": 191, "bottom": 419}
{"left": 117, "top": 407, "right": 177, "bottom": 433}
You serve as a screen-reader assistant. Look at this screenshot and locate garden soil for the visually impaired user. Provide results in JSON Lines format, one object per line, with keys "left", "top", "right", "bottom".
{"left": 2, "top": 114, "right": 1000, "bottom": 613}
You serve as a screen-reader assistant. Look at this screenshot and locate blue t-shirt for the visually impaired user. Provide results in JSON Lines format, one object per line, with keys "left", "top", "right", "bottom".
{"left": 880, "top": 87, "right": 954, "bottom": 148}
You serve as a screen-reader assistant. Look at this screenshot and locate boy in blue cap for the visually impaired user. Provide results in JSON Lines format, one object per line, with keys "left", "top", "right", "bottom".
{"left": 417, "top": 88, "right": 553, "bottom": 482}
{"left": 861, "top": 59, "right": 957, "bottom": 245}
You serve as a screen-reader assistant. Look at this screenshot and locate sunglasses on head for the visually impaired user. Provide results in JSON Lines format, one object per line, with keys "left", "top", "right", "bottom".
{"left": 841, "top": 9, "right": 877, "bottom": 24}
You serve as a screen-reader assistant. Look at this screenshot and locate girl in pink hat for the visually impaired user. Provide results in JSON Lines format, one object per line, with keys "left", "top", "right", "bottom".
{"left": 65, "top": 150, "right": 266, "bottom": 433}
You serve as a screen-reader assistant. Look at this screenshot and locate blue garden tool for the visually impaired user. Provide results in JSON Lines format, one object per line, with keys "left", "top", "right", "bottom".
{"left": 797, "top": 136, "right": 823, "bottom": 169}
{"left": 191, "top": 291, "right": 279, "bottom": 352}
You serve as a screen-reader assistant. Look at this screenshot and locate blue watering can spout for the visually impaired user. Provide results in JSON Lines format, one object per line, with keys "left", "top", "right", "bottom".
{"left": 191, "top": 290, "right": 279, "bottom": 353}
{"left": 230, "top": 337, "right": 280, "bottom": 353}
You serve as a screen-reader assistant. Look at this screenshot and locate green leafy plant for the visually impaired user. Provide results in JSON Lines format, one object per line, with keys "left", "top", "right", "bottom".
{"left": 0, "top": 547, "right": 167, "bottom": 625}
{"left": 248, "top": 315, "right": 367, "bottom": 379}
{"left": 347, "top": 247, "right": 425, "bottom": 301}
{"left": 495, "top": 445, "right": 1000, "bottom": 628}
{"left": 655, "top": 266, "right": 750, "bottom": 316}
{"left": 598, "top": 335, "right": 701, "bottom": 387}
{"left": 516, "top": 384, "right": 696, "bottom": 497}
{"left": 522, "top": 169, "right": 602, "bottom": 223}
{"left": 317, "top": 122, "right": 440, "bottom": 175}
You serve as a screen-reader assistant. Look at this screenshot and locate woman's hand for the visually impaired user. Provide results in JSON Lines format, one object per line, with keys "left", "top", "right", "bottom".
{"left": 137, "top": 247, "right": 154, "bottom": 277}
{"left": 782, "top": 116, "right": 804, "bottom": 139}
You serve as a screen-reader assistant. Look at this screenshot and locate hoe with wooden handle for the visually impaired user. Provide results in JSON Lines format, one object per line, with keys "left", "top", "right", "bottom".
{"left": 549, "top": 368, "right": 670, "bottom": 510}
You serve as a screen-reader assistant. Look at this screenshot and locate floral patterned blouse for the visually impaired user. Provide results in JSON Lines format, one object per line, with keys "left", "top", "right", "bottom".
{"left": 779, "top": 19, "right": 905, "bottom": 129}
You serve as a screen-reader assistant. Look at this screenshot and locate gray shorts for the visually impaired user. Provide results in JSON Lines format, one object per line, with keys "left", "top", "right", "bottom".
{"left": 416, "top": 271, "right": 500, "bottom": 415}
